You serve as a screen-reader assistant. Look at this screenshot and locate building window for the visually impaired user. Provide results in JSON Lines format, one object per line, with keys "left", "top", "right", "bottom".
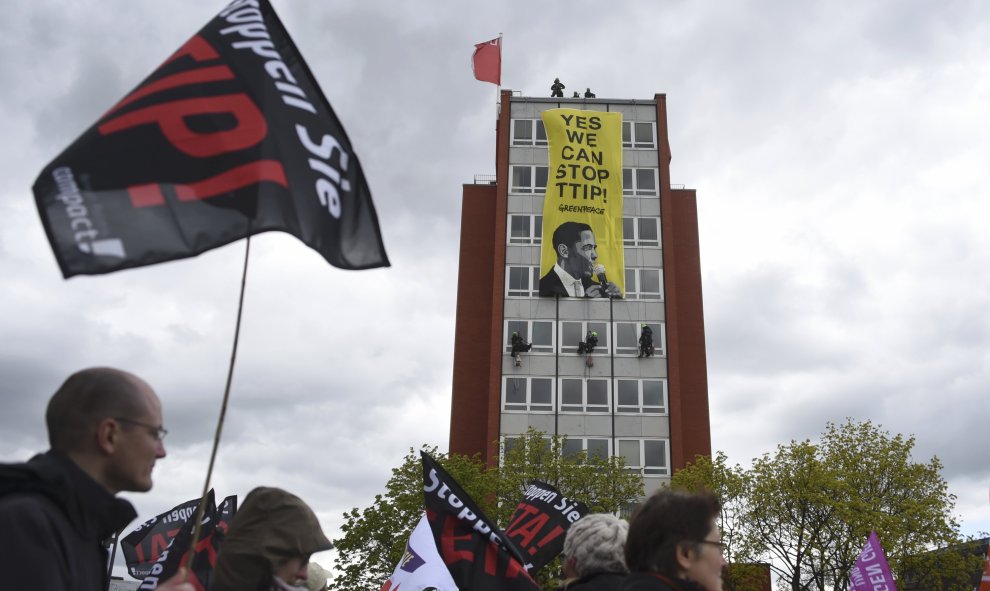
{"left": 622, "top": 121, "right": 657, "bottom": 149}
{"left": 614, "top": 322, "right": 665, "bottom": 356}
{"left": 559, "top": 321, "right": 609, "bottom": 354}
{"left": 616, "top": 379, "right": 667, "bottom": 414}
{"left": 505, "top": 320, "right": 554, "bottom": 354}
{"left": 511, "top": 119, "right": 548, "bottom": 146}
{"left": 617, "top": 439, "right": 669, "bottom": 476}
{"left": 622, "top": 217, "right": 660, "bottom": 247}
{"left": 562, "top": 437, "right": 610, "bottom": 461}
{"left": 502, "top": 435, "right": 553, "bottom": 460}
{"left": 510, "top": 165, "right": 549, "bottom": 194}
{"left": 506, "top": 266, "right": 540, "bottom": 298}
{"left": 622, "top": 168, "right": 658, "bottom": 196}
{"left": 503, "top": 377, "right": 554, "bottom": 412}
{"left": 508, "top": 214, "right": 542, "bottom": 245}
{"left": 623, "top": 268, "right": 663, "bottom": 300}
{"left": 559, "top": 378, "right": 610, "bottom": 413}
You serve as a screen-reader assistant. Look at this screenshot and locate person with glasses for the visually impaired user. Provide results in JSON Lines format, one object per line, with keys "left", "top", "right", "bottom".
{"left": 620, "top": 489, "right": 727, "bottom": 591}
{"left": 0, "top": 367, "right": 192, "bottom": 591}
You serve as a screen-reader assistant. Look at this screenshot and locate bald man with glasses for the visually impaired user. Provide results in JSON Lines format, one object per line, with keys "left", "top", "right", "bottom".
{"left": 0, "top": 367, "right": 192, "bottom": 591}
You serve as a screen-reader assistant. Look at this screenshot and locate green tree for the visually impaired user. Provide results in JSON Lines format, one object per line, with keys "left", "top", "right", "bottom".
{"left": 330, "top": 429, "right": 644, "bottom": 591}
{"left": 813, "top": 420, "right": 979, "bottom": 591}
{"left": 745, "top": 438, "right": 841, "bottom": 591}
{"left": 737, "top": 419, "right": 978, "bottom": 591}
{"left": 672, "top": 452, "right": 766, "bottom": 591}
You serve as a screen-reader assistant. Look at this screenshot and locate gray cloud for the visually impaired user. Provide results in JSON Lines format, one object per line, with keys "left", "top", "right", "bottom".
{"left": 2, "top": 0, "right": 990, "bottom": 580}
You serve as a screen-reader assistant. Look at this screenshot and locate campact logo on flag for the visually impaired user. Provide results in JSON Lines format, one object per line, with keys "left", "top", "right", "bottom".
{"left": 399, "top": 545, "right": 427, "bottom": 573}
{"left": 50, "top": 167, "right": 127, "bottom": 260}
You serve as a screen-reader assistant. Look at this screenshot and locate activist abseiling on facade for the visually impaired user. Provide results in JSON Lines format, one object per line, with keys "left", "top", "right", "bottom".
{"left": 449, "top": 91, "right": 712, "bottom": 499}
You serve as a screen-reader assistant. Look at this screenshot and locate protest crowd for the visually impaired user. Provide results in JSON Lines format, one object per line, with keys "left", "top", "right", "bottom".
{"left": 0, "top": 365, "right": 739, "bottom": 591}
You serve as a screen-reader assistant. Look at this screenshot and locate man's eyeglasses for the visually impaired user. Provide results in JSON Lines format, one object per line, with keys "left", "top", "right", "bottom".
{"left": 114, "top": 417, "right": 168, "bottom": 441}
{"left": 698, "top": 540, "right": 728, "bottom": 555}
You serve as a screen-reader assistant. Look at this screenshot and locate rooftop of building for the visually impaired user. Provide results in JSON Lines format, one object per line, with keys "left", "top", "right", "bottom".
{"left": 505, "top": 90, "right": 664, "bottom": 105}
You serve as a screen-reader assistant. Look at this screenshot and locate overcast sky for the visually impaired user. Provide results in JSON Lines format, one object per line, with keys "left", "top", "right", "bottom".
{"left": 2, "top": 0, "right": 989, "bottom": 579}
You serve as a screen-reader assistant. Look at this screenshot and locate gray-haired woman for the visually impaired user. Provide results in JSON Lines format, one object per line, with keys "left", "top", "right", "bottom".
{"left": 557, "top": 513, "right": 629, "bottom": 591}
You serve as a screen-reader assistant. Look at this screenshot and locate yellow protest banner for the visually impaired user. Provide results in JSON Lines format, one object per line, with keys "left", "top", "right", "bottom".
{"left": 539, "top": 108, "right": 624, "bottom": 298}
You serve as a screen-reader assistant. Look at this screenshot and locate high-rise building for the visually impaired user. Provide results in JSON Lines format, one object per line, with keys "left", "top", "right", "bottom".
{"left": 449, "top": 90, "right": 710, "bottom": 495}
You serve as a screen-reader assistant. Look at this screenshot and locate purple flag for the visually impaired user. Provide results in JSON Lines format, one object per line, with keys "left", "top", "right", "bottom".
{"left": 849, "top": 531, "right": 897, "bottom": 591}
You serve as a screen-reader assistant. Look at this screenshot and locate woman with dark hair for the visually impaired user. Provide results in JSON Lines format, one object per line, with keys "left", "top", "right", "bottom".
{"left": 619, "top": 489, "right": 727, "bottom": 591}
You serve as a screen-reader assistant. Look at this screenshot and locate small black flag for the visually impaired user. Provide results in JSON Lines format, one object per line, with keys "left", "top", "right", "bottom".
{"left": 137, "top": 492, "right": 238, "bottom": 590}
{"left": 504, "top": 480, "right": 588, "bottom": 574}
{"left": 121, "top": 495, "right": 202, "bottom": 579}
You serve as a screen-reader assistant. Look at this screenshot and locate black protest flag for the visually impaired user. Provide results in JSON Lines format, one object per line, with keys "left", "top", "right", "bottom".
{"left": 504, "top": 480, "right": 588, "bottom": 574}
{"left": 178, "top": 494, "right": 238, "bottom": 588}
{"left": 121, "top": 495, "right": 202, "bottom": 579}
{"left": 420, "top": 451, "right": 541, "bottom": 591}
{"left": 34, "top": 0, "right": 389, "bottom": 278}
{"left": 138, "top": 493, "right": 238, "bottom": 590}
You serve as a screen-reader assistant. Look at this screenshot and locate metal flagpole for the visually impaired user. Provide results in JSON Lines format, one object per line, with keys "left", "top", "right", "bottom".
{"left": 497, "top": 33, "right": 503, "bottom": 107}
{"left": 980, "top": 484, "right": 990, "bottom": 591}
{"left": 105, "top": 530, "right": 120, "bottom": 591}
{"left": 183, "top": 224, "right": 253, "bottom": 582}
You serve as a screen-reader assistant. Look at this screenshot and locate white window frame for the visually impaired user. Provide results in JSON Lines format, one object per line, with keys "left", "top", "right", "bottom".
{"left": 505, "top": 319, "right": 555, "bottom": 354}
{"left": 502, "top": 376, "right": 554, "bottom": 413}
{"left": 616, "top": 438, "right": 670, "bottom": 476}
{"left": 613, "top": 322, "right": 666, "bottom": 357}
{"left": 558, "top": 320, "right": 610, "bottom": 355}
{"left": 510, "top": 165, "right": 549, "bottom": 194}
{"left": 558, "top": 377, "right": 611, "bottom": 414}
{"left": 511, "top": 119, "right": 548, "bottom": 147}
{"left": 623, "top": 268, "right": 664, "bottom": 301}
{"left": 622, "top": 216, "right": 660, "bottom": 247}
{"left": 508, "top": 214, "right": 543, "bottom": 245}
{"left": 622, "top": 168, "right": 658, "bottom": 196}
{"left": 505, "top": 265, "right": 540, "bottom": 298}
{"left": 622, "top": 121, "right": 657, "bottom": 149}
{"left": 561, "top": 437, "right": 611, "bottom": 462}
{"left": 615, "top": 379, "right": 667, "bottom": 414}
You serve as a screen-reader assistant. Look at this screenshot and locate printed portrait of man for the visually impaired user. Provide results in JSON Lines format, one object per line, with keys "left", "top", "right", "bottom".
{"left": 539, "top": 221, "right": 621, "bottom": 298}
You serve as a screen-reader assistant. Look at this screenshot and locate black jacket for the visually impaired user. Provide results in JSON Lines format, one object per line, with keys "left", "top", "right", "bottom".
{"left": 619, "top": 573, "right": 706, "bottom": 591}
{"left": 561, "top": 571, "right": 627, "bottom": 591}
{"left": 539, "top": 268, "right": 598, "bottom": 298}
{"left": 0, "top": 451, "right": 137, "bottom": 591}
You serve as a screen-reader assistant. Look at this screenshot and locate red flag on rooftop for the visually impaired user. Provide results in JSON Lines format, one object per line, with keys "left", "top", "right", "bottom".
{"left": 472, "top": 37, "right": 501, "bottom": 85}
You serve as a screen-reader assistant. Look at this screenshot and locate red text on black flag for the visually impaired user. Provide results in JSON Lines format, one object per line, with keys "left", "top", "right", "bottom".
{"left": 98, "top": 34, "right": 286, "bottom": 209}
